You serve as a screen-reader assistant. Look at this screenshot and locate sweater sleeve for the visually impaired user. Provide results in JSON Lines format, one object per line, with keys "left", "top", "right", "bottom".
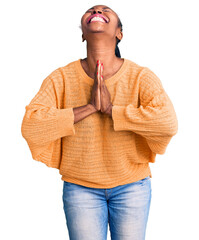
{"left": 112, "top": 67, "right": 178, "bottom": 155}
{"left": 21, "top": 68, "right": 75, "bottom": 167}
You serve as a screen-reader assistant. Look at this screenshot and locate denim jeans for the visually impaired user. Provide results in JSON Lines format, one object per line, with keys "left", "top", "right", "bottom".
{"left": 62, "top": 176, "right": 152, "bottom": 240}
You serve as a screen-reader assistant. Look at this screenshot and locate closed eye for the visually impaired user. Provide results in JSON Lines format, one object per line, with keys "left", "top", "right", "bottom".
{"left": 85, "top": 9, "right": 112, "bottom": 13}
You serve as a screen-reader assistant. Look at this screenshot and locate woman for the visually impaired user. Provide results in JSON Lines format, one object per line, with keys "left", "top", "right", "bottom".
{"left": 21, "top": 4, "right": 178, "bottom": 240}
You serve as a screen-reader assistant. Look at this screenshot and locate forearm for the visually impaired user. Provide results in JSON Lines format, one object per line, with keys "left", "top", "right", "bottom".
{"left": 73, "top": 104, "right": 98, "bottom": 124}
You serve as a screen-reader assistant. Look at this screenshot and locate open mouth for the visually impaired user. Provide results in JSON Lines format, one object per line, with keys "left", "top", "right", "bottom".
{"left": 87, "top": 14, "right": 109, "bottom": 24}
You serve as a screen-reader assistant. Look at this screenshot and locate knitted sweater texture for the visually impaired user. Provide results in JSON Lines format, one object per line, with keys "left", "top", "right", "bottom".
{"left": 21, "top": 58, "right": 178, "bottom": 188}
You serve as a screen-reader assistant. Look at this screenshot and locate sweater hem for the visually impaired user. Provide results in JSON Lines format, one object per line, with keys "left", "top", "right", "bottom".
{"left": 61, "top": 168, "right": 152, "bottom": 189}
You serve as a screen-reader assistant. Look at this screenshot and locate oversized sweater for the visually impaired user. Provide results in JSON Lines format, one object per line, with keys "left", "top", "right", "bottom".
{"left": 21, "top": 58, "right": 178, "bottom": 188}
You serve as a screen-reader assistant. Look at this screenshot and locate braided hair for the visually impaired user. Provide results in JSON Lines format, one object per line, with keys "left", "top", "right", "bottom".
{"left": 115, "top": 16, "right": 123, "bottom": 58}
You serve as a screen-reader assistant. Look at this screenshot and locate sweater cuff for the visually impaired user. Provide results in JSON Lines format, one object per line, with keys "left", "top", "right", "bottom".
{"left": 57, "top": 107, "right": 75, "bottom": 137}
{"left": 112, "top": 105, "right": 137, "bottom": 131}
{"left": 112, "top": 105, "right": 126, "bottom": 131}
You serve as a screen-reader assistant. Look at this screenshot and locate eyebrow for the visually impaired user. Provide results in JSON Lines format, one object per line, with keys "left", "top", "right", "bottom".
{"left": 88, "top": 7, "right": 111, "bottom": 10}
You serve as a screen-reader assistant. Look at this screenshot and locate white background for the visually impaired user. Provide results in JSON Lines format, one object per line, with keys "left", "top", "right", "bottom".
{"left": 1, "top": 0, "right": 198, "bottom": 239}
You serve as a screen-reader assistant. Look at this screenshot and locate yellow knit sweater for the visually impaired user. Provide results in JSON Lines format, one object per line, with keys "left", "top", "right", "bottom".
{"left": 21, "top": 58, "right": 178, "bottom": 188}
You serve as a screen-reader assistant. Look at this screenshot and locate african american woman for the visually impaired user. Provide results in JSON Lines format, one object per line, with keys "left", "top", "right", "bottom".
{"left": 21, "top": 4, "right": 178, "bottom": 240}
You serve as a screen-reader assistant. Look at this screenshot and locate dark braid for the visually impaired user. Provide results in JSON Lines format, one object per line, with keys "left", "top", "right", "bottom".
{"left": 115, "top": 16, "right": 123, "bottom": 58}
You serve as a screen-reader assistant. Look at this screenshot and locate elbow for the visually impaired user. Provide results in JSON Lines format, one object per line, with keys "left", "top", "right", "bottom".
{"left": 167, "top": 117, "right": 178, "bottom": 137}
{"left": 147, "top": 140, "right": 168, "bottom": 155}
{"left": 169, "top": 126, "right": 178, "bottom": 137}
{"left": 21, "top": 117, "right": 28, "bottom": 140}
{"left": 21, "top": 107, "right": 33, "bottom": 141}
{"left": 146, "top": 129, "right": 176, "bottom": 155}
{"left": 147, "top": 135, "right": 174, "bottom": 155}
{"left": 160, "top": 110, "right": 178, "bottom": 137}
{"left": 167, "top": 102, "right": 178, "bottom": 137}
{"left": 21, "top": 117, "right": 36, "bottom": 144}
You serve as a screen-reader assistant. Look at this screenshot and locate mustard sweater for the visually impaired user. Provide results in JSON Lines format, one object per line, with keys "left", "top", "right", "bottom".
{"left": 21, "top": 58, "right": 178, "bottom": 188}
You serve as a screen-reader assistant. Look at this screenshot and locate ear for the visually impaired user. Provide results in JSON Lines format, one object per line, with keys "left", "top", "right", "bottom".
{"left": 82, "top": 34, "right": 85, "bottom": 42}
{"left": 116, "top": 31, "right": 123, "bottom": 41}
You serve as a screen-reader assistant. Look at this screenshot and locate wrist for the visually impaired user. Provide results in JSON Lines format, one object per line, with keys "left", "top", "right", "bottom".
{"left": 105, "top": 103, "right": 113, "bottom": 117}
{"left": 88, "top": 103, "right": 98, "bottom": 113}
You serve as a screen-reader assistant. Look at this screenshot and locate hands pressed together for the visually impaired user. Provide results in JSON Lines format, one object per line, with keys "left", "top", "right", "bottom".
{"left": 90, "top": 60, "right": 113, "bottom": 117}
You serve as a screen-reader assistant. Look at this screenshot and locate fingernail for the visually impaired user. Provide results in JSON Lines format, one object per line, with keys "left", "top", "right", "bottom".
{"left": 97, "top": 60, "right": 99, "bottom": 64}
{"left": 97, "top": 72, "right": 98, "bottom": 75}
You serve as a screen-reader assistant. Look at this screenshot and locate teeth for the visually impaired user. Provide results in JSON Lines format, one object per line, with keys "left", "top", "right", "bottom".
{"left": 90, "top": 16, "right": 106, "bottom": 23}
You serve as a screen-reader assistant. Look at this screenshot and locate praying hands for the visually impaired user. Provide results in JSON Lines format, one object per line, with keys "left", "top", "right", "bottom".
{"left": 90, "top": 60, "right": 113, "bottom": 117}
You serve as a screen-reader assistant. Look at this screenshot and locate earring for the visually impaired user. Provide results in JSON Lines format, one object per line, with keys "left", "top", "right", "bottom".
{"left": 82, "top": 36, "right": 85, "bottom": 42}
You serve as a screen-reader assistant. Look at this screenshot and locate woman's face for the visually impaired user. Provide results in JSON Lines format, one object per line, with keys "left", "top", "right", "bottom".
{"left": 81, "top": 5, "right": 122, "bottom": 42}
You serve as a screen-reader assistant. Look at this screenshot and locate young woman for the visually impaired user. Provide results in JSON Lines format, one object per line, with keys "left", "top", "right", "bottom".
{"left": 21, "top": 4, "right": 178, "bottom": 240}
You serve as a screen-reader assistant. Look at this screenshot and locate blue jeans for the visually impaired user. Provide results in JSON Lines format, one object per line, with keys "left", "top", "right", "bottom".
{"left": 62, "top": 176, "right": 152, "bottom": 240}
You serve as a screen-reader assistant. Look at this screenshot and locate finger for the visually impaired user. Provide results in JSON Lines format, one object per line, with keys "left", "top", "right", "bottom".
{"left": 100, "top": 71, "right": 102, "bottom": 91}
{"left": 100, "top": 64, "right": 104, "bottom": 89}
{"left": 97, "top": 62, "right": 101, "bottom": 84}
{"left": 95, "top": 60, "right": 99, "bottom": 76}
{"left": 99, "top": 62, "right": 102, "bottom": 80}
{"left": 101, "top": 68, "right": 103, "bottom": 85}
{"left": 100, "top": 66, "right": 103, "bottom": 94}
{"left": 101, "top": 63, "right": 104, "bottom": 80}
{"left": 95, "top": 60, "right": 100, "bottom": 80}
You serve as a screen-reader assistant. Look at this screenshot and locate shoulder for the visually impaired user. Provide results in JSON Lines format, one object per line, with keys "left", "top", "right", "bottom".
{"left": 124, "top": 58, "right": 145, "bottom": 78}
{"left": 44, "top": 59, "right": 79, "bottom": 85}
{"left": 59, "top": 59, "right": 79, "bottom": 75}
{"left": 47, "top": 59, "right": 79, "bottom": 77}
{"left": 124, "top": 58, "right": 144, "bottom": 69}
{"left": 125, "top": 58, "right": 163, "bottom": 88}
{"left": 125, "top": 58, "right": 159, "bottom": 76}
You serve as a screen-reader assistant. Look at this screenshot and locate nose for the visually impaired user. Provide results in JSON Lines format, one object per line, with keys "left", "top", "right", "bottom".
{"left": 92, "top": 8, "right": 102, "bottom": 15}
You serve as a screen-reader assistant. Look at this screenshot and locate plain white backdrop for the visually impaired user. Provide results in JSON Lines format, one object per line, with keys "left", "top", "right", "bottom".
{"left": 1, "top": 0, "right": 198, "bottom": 239}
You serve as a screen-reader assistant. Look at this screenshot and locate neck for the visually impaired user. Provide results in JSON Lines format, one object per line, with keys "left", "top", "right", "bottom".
{"left": 85, "top": 38, "right": 120, "bottom": 78}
